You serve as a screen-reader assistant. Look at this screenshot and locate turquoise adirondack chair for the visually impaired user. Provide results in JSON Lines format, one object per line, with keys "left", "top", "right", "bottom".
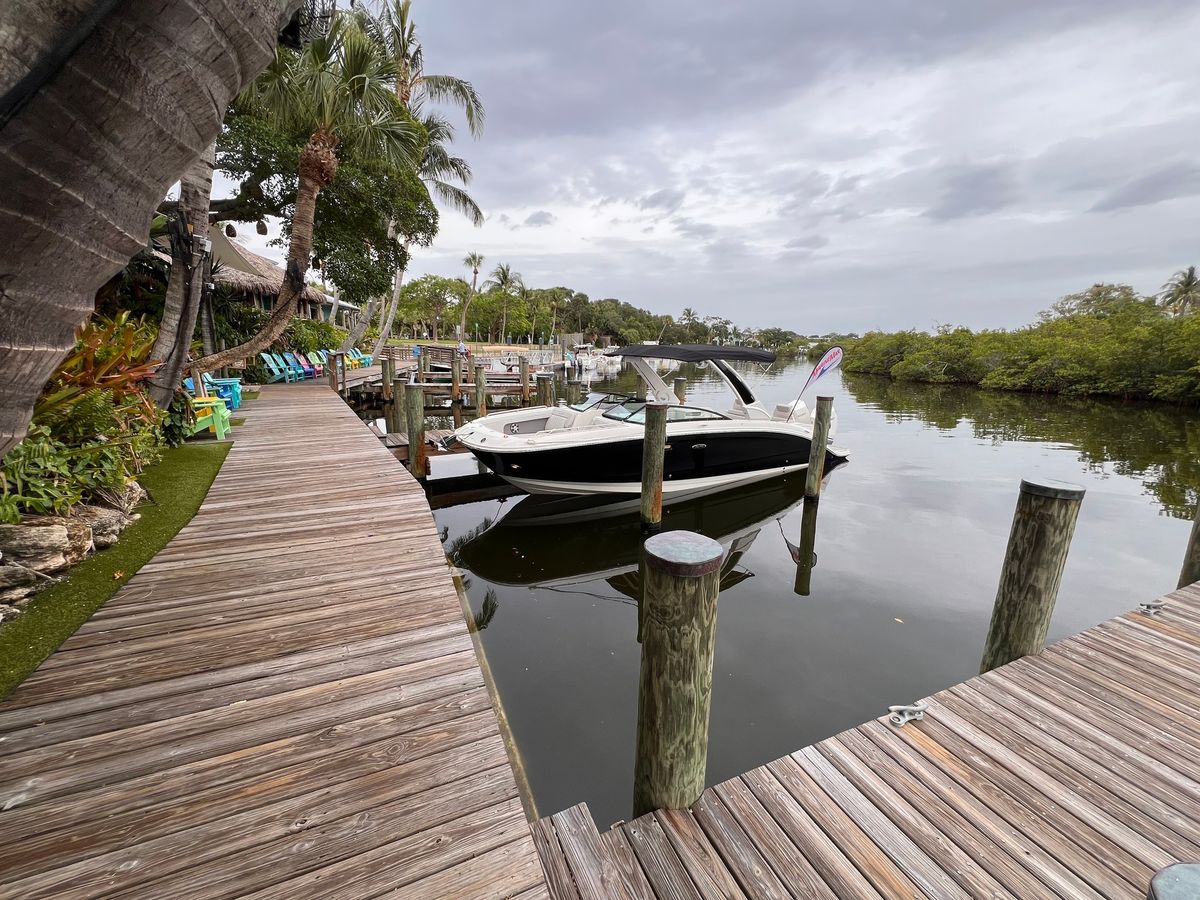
{"left": 183, "top": 376, "right": 238, "bottom": 410}
{"left": 283, "top": 351, "right": 315, "bottom": 379}
{"left": 348, "top": 348, "right": 373, "bottom": 366}
{"left": 272, "top": 352, "right": 306, "bottom": 380}
{"left": 204, "top": 372, "right": 244, "bottom": 406}
{"left": 259, "top": 352, "right": 295, "bottom": 383}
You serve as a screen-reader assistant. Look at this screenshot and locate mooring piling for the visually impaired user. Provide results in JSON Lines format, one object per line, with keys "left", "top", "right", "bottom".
{"left": 804, "top": 396, "right": 834, "bottom": 501}
{"left": 633, "top": 530, "right": 723, "bottom": 818}
{"left": 980, "top": 478, "right": 1085, "bottom": 673}
{"left": 536, "top": 373, "right": 553, "bottom": 407}
{"left": 474, "top": 364, "right": 488, "bottom": 417}
{"left": 386, "top": 376, "right": 405, "bottom": 434}
{"left": 673, "top": 377, "right": 687, "bottom": 404}
{"left": 404, "top": 383, "right": 427, "bottom": 478}
{"left": 519, "top": 356, "right": 531, "bottom": 403}
{"left": 640, "top": 403, "right": 668, "bottom": 534}
{"left": 1179, "top": 500, "right": 1200, "bottom": 589}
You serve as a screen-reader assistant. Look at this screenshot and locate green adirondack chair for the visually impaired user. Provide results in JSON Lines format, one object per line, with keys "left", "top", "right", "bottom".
{"left": 187, "top": 397, "right": 231, "bottom": 440}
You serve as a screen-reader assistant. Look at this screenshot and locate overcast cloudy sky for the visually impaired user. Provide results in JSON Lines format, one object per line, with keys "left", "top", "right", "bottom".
{"left": 242, "top": 1, "right": 1200, "bottom": 333}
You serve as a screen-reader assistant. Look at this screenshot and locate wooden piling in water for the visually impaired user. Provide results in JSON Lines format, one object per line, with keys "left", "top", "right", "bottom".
{"left": 519, "top": 356, "right": 531, "bottom": 404}
{"left": 380, "top": 358, "right": 394, "bottom": 403}
{"left": 536, "top": 373, "right": 553, "bottom": 407}
{"left": 674, "top": 377, "right": 687, "bottom": 404}
{"left": 1179, "top": 501, "right": 1200, "bottom": 589}
{"left": 404, "top": 383, "right": 427, "bottom": 478}
{"left": 386, "top": 377, "right": 405, "bottom": 434}
{"left": 474, "top": 364, "right": 488, "bottom": 417}
{"left": 640, "top": 403, "right": 668, "bottom": 534}
{"left": 804, "top": 396, "right": 833, "bottom": 501}
{"left": 980, "top": 478, "right": 1085, "bottom": 673}
{"left": 633, "top": 530, "right": 723, "bottom": 817}
{"left": 566, "top": 379, "right": 581, "bottom": 406}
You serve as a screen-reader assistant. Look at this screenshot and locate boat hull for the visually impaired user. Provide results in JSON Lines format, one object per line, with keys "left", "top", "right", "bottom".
{"left": 462, "top": 429, "right": 847, "bottom": 496}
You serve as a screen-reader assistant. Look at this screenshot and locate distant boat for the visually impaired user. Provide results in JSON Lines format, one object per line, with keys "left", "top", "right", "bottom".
{"left": 452, "top": 343, "right": 848, "bottom": 496}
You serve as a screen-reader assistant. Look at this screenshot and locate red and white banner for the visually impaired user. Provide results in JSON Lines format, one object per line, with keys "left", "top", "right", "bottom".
{"left": 799, "top": 346, "right": 843, "bottom": 396}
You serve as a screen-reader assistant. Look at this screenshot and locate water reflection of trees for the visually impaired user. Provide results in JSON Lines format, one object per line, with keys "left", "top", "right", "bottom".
{"left": 843, "top": 374, "right": 1200, "bottom": 518}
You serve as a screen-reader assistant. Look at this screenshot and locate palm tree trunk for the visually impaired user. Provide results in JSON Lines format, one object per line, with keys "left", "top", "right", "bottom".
{"left": 500, "top": 297, "right": 508, "bottom": 343}
{"left": 147, "top": 142, "right": 215, "bottom": 407}
{"left": 340, "top": 295, "right": 379, "bottom": 352}
{"left": 371, "top": 243, "right": 410, "bottom": 360}
{"left": 192, "top": 130, "right": 336, "bottom": 372}
{"left": 0, "top": 0, "right": 290, "bottom": 456}
{"left": 458, "top": 293, "right": 475, "bottom": 342}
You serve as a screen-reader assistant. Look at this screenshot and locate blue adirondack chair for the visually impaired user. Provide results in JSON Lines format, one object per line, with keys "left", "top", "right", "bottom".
{"left": 272, "top": 352, "right": 306, "bottom": 380}
{"left": 183, "top": 377, "right": 238, "bottom": 410}
{"left": 283, "top": 351, "right": 315, "bottom": 379}
{"left": 259, "top": 352, "right": 295, "bottom": 383}
{"left": 348, "top": 348, "right": 373, "bottom": 366}
{"left": 202, "top": 373, "right": 242, "bottom": 408}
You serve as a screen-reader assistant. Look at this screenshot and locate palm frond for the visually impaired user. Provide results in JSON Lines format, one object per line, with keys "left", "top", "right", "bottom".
{"left": 419, "top": 74, "right": 485, "bottom": 137}
{"left": 429, "top": 179, "right": 483, "bottom": 226}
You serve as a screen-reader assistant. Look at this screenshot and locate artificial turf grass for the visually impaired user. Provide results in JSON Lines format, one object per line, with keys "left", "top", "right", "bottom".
{"left": 0, "top": 441, "right": 231, "bottom": 699}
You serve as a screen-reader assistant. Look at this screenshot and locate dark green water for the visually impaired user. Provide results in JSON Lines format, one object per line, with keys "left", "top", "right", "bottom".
{"left": 433, "top": 358, "right": 1199, "bottom": 828}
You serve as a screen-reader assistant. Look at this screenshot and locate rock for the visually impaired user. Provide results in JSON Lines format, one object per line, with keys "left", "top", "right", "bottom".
{"left": 71, "top": 505, "right": 130, "bottom": 549}
{"left": 0, "top": 565, "right": 38, "bottom": 605}
{"left": 0, "top": 521, "right": 68, "bottom": 558}
{"left": 93, "top": 481, "right": 148, "bottom": 514}
{"left": 22, "top": 515, "right": 92, "bottom": 568}
{"left": 0, "top": 603, "right": 22, "bottom": 623}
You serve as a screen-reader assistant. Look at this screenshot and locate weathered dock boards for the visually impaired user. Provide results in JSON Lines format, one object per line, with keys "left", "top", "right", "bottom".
{"left": 0, "top": 384, "right": 546, "bottom": 899}
{"left": 535, "top": 582, "right": 1200, "bottom": 899}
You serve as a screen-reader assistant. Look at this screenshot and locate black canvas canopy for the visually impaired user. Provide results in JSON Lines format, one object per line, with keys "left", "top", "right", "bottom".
{"left": 607, "top": 344, "right": 776, "bottom": 364}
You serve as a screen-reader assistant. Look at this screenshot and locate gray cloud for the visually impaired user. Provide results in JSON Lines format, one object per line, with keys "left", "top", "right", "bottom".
{"left": 923, "top": 161, "right": 1022, "bottom": 221}
{"left": 523, "top": 210, "right": 557, "bottom": 227}
{"left": 638, "top": 188, "right": 686, "bottom": 212}
{"left": 1091, "top": 161, "right": 1200, "bottom": 212}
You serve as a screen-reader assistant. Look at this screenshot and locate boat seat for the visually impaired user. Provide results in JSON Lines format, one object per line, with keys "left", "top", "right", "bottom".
{"left": 545, "top": 409, "right": 575, "bottom": 431}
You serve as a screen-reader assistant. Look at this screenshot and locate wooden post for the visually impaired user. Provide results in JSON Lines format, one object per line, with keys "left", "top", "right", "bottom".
{"left": 1179, "top": 500, "right": 1200, "bottom": 589}
{"left": 793, "top": 498, "right": 819, "bottom": 596}
{"left": 519, "top": 356, "right": 531, "bottom": 404}
{"left": 980, "top": 479, "right": 1085, "bottom": 673}
{"left": 536, "top": 373, "right": 553, "bottom": 407}
{"left": 380, "top": 357, "right": 394, "bottom": 403}
{"left": 640, "top": 403, "right": 668, "bottom": 534}
{"left": 474, "top": 363, "right": 488, "bottom": 417}
{"left": 386, "top": 377, "right": 404, "bottom": 434}
{"left": 804, "top": 396, "right": 833, "bottom": 501}
{"left": 566, "top": 379, "right": 581, "bottom": 406}
{"left": 327, "top": 355, "right": 338, "bottom": 391}
{"left": 633, "top": 530, "right": 723, "bottom": 817}
{"left": 404, "top": 383, "right": 427, "bottom": 478}
{"left": 674, "top": 377, "right": 687, "bottom": 404}
{"left": 450, "top": 348, "right": 461, "bottom": 399}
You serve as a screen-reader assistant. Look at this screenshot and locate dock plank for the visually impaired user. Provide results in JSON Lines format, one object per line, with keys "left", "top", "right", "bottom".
{"left": 0, "top": 383, "right": 544, "bottom": 899}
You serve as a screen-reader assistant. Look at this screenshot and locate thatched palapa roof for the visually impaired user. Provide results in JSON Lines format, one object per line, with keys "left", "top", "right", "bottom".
{"left": 211, "top": 234, "right": 333, "bottom": 306}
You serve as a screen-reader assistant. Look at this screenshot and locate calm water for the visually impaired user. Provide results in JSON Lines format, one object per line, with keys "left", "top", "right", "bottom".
{"left": 433, "top": 358, "right": 1199, "bottom": 828}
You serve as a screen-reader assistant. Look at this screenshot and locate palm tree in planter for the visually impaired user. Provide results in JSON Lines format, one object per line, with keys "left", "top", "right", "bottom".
{"left": 194, "top": 15, "right": 421, "bottom": 372}
{"left": 1159, "top": 266, "right": 1200, "bottom": 317}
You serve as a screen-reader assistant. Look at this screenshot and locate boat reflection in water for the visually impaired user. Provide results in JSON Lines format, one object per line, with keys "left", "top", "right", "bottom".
{"left": 452, "top": 465, "right": 844, "bottom": 622}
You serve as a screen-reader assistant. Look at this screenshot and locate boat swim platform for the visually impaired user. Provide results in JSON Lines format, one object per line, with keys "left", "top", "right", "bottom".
{"left": 533, "top": 581, "right": 1200, "bottom": 899}
{"left": 0, "top": 383, "right": 548, "bottom": 899}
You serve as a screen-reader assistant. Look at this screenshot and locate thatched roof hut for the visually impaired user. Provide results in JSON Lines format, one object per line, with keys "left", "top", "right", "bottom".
{"left": 210, "top": 229, "right": 360, "bottom": 325}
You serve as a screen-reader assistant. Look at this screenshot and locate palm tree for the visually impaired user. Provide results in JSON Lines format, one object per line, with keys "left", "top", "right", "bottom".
{"left": 484, "top": 263, "right": 523, "bottom": 343}
{"left": 195, "top": 15, "right": 421, "bottom": 371}
{"left": 1159, "top": 266, "right": 1200, "bottom": 317}
{"left": 0, "top": 0, "right": 285, "bottom": 455}
{"left": 362, "top": 0, "right": 485, "bottom": 357}
{"left": 459, "top": 251, "right": 485, "bottom": 340}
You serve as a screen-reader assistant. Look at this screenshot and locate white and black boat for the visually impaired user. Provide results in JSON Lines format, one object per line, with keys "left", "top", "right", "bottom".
{"left": 452, "top": 343, "right": 848, "bottom": 496}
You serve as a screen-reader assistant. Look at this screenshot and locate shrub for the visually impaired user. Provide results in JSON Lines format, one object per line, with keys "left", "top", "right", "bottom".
{"left": 283, "top": 318, "right": 347, "bottom": 355}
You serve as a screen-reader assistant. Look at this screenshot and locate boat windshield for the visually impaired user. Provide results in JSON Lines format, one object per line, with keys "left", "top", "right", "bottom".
{"left": 601, "top": 401, "right": 731, "bottom": 424}
{"left": 570, "top": 393, "right": 639, "bottom": 413}
{"left": 601, "top": 399, "right": 647, "bottom": 422}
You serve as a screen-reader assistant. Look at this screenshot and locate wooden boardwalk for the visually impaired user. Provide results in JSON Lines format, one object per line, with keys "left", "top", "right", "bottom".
{"left": 534, "top": 582, "right": 1200, "bottom": 899}
{"left": 0, "top": 384, "right": 547, "bottom": 899}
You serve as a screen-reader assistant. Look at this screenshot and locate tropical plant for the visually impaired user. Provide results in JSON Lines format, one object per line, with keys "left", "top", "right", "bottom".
{"left": 484, "top": 263, "right": 523, "bottom": 341}
{"left": 1159, "top": 266, "right": 1200, "bottom": 317}
{"left": 459, "top": 251, "right": 486, "bottom": 340}
{"left": 193, "top": 13, "right": 421, "bottom": 373}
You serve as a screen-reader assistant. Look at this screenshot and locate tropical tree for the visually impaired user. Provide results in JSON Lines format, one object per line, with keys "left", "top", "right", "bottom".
{"left": 483, "top": 263, "right": 523, "bottom": 342}
{"left": 0, "top": 0, "right": 292, "bottom": 455}
{"left": 1159, "top": 266, "right": 1200, "bottom": 317}
{"left": 459, "top": 251, "right": 485, "bottom": 340}
{"left": 194, "top": 14, "right": 421, "bottom": 372}
{"left": 364, "top": 0, "right": 485, "bottom": 357}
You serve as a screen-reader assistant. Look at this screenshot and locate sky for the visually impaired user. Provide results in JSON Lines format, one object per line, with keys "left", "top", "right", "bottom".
{"left": 230, "top": 0, "right": 1200, "bottom": 334}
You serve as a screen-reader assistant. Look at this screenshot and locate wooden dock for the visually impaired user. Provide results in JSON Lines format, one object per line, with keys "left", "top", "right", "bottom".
{"left": 533, "top": 582, "right": 1200, "bottom": 899}
{"left": 0, "top": 384, "right": 547, "bottom": 899}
